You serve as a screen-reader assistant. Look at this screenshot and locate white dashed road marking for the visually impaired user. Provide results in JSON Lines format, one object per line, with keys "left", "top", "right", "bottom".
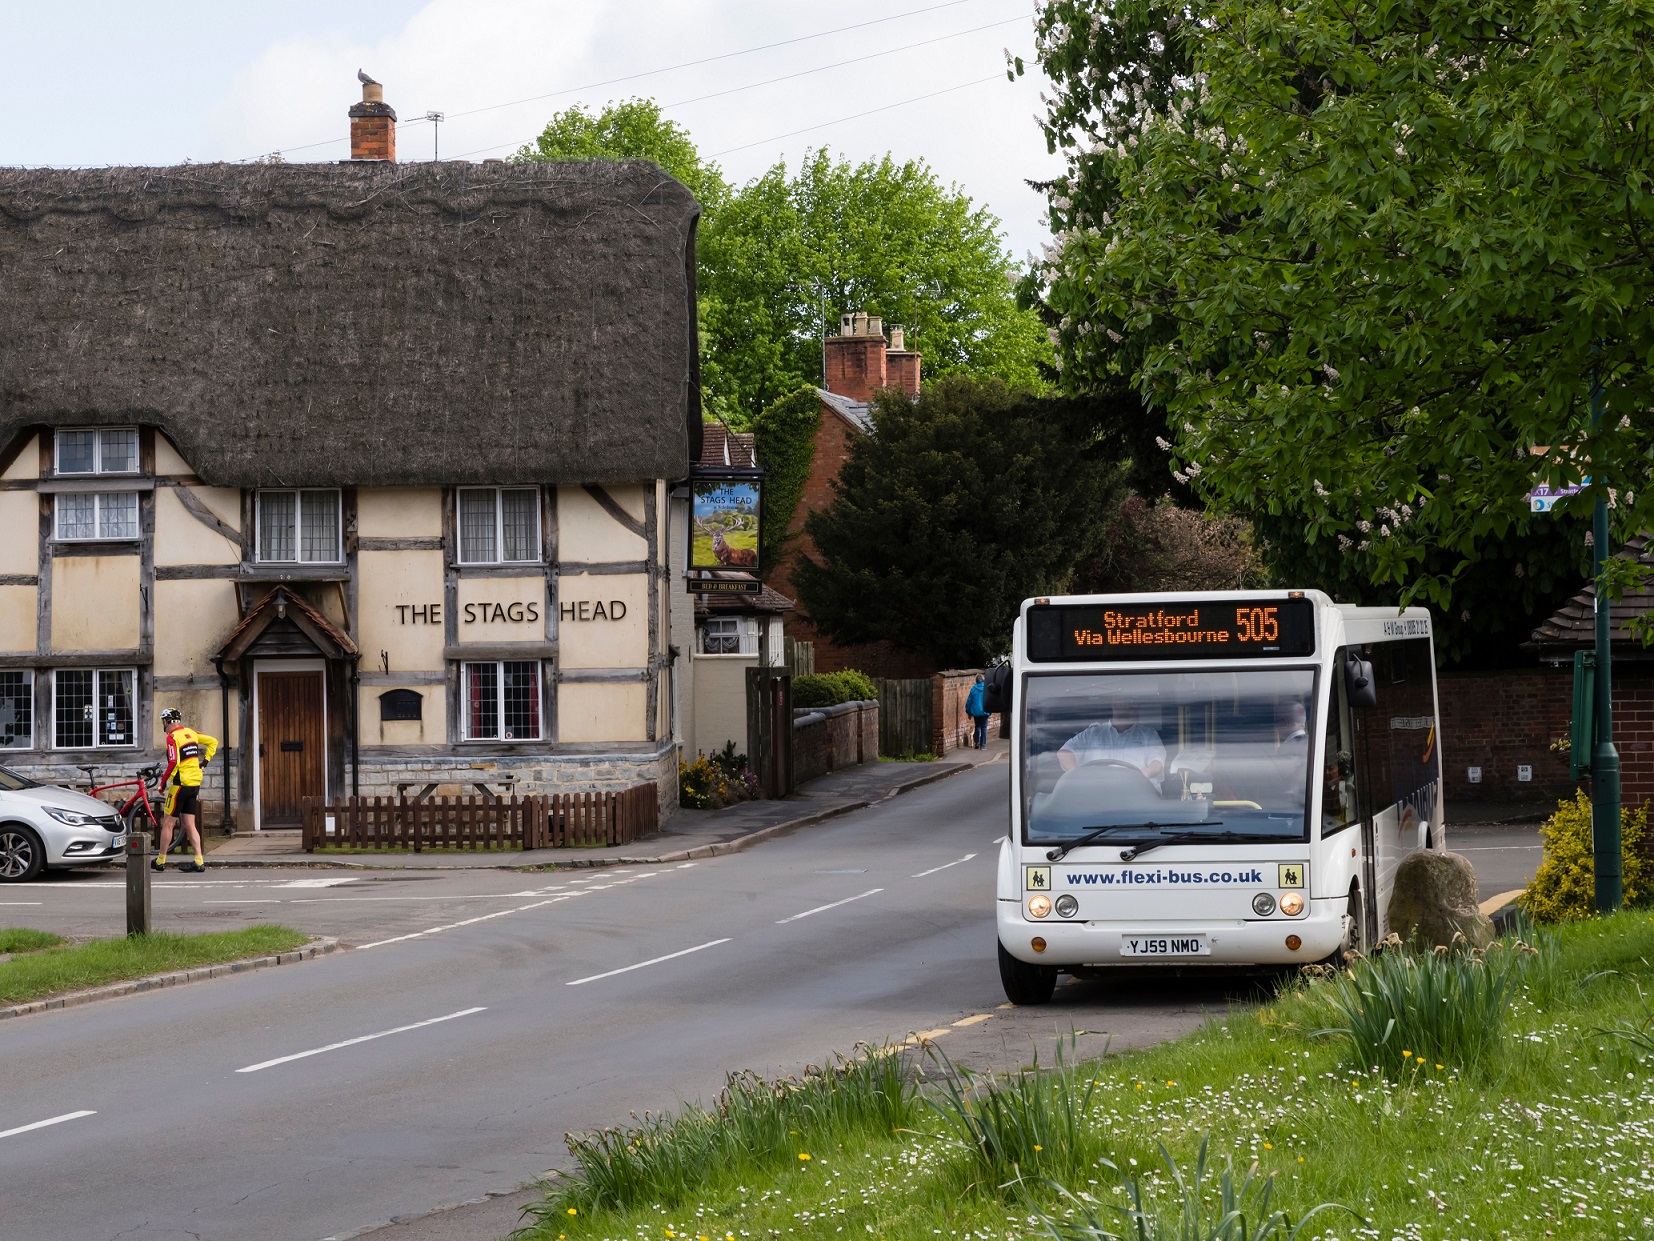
{"left": 0, "top": 1110, "right": 96, "bottom": 1140}
{"left": 566, "top": 938, "right": 732, "bottom": 986}
{"left": 912, "top": 853, "right": 976, "bottom": 878}
{"left": 775, "top": 888, "right": 883, "bottom": 924}
{"left": 236, "top": 1008, "right": 487, "bottom": 1073}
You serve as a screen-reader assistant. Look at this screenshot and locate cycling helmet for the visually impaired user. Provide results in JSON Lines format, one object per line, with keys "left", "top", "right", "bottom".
{"left": 160, "top": 708, "right": 184, "bottom": 726}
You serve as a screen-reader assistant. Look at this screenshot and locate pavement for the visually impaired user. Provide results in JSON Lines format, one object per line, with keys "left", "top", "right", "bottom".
{"left": 197, "top": 744, "right": 1007, "bottom": 870}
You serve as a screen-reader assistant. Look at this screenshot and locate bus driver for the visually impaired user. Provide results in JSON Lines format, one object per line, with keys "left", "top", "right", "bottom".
{"left": 1057, "top": 699, "right": 1166, "bottom": 785}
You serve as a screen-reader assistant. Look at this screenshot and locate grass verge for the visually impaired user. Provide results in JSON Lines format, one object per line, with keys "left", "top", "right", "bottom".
{"left": 0, "top": 925, "right": 309, "bottom": 1006}
{"left": 520, "top": 912, "right": 1654, "bottom": 1241}
{"left": 0, "top": 928, "right": 67, "bottom": 954}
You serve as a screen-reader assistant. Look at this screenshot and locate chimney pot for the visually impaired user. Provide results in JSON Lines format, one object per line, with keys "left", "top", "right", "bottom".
{"left": 867, "top": 315, "right": 882, "bottom": 338}
{"left": 840, "top": 313, "right": 855, "bottom": 337}
{"left": 889, "top": 326, "right": 905, "bottom": 350}
{"left": 348, "top": 73, "right": 398, "bottom": 162}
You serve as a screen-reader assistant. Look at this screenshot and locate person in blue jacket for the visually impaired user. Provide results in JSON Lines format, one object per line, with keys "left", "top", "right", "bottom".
{"left": 966, "top": 674, "right": 990, "bottom": 749}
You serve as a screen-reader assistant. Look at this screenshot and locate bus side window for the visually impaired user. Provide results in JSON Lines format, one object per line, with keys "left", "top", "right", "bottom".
{"left": 1382, "top": 638, "right": 1440, "bottom": 820}
{"left": 1322, "top": 650, "right": 1358, "bottom": 836}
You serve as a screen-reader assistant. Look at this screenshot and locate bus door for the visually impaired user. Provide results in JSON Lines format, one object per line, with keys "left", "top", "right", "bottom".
{"left": 1324, "top": 652, "right": 1374, "bottom": 947}
{"left": 1349, "top": 638, "right": 1441, "bottom": 939}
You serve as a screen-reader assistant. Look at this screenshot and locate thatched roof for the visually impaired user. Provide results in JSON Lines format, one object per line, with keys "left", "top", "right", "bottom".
{"left": 0, "top": 160, "right": 700, "bottom": 486}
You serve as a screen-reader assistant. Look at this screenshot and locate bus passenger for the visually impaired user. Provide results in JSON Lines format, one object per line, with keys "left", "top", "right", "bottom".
{"left": 1057, "top": 700, "right": 1166, "bottom": 785}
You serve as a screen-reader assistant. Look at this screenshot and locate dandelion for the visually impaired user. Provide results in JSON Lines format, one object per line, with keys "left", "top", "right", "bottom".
{"left": 1034, "top": 1145, "right": 1044, "bottom": 1151}
{"left": 1264, "top": 1142, "right": 1274, "bottom": 1149}
{"left": 799, "top": 1153, "right": 812, "bottom": 1161}
{"left": 568, "top": 1209, "right": 579, "bottom": 1216}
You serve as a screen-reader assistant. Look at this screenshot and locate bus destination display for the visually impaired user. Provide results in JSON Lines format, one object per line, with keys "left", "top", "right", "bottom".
{"left": 1026, "top": 598, "right": 1315, "bottom": 662}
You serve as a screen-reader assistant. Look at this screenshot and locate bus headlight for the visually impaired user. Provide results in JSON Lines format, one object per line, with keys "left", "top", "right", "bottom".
{"left": 1251, "top": 892, "right": 1276, "bottom": 916}
{"left": 1053, "top": 894, "right": 1078, "bottom": 919}
{"left": 1026, "top": 894, "right": 1052, "bottom": 919}
{"left": 1279, "top": 892, "right": 1305, "bottom": 916}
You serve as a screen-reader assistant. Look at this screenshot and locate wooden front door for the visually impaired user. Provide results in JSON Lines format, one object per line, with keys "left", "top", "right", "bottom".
{"left": 259, "top": 670, "right": 325, "bottom": 826}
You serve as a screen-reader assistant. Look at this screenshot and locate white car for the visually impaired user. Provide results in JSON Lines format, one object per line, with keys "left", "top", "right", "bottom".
{"left": 0, "top": 765, "right": 129, "bottom": 882}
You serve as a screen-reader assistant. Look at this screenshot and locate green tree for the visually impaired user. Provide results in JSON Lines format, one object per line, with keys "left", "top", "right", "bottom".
{"left": 702, "top": 149, "right": 1051, "bottom": 422}
{"left": 516, "top": 97, "right": 729, "bottom": 208}
{"left": 518, "top": 101, "right": 1051, "bottom": 424}
{"left": 793, "top": 376, "right": 1125, "bottom": 667}
{"left": 1027, "top": 0, "right": 1653, "bottom": 617}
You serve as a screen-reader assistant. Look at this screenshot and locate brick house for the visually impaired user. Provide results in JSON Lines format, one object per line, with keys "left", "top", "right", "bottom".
{"left": 767, "top": 312, "right": 933, "bottom": 678}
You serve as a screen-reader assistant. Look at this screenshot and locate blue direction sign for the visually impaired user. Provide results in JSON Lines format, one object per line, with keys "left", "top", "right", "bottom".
{"left": 1530, "top": 482, "right": 1584, "bottom": 513}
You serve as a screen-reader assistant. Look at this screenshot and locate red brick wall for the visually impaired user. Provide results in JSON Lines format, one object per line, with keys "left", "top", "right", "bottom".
{"left": 886, "top": 351, "right": 921, "bottom": 396}
{"left": 932, "top": 670, "right": 1000, "bottom": 755}
{"left": 1435, "top": 663, "right": 1654, "bottom": 808}
{"left": 1436, "top": 668, "right": 1574, "bottom": 804}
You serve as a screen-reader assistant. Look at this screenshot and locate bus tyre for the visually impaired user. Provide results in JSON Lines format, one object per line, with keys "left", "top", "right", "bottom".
{"left": 1344, "top": 883, "right": 1371, "bottom": 958}
{"left": 998, "top": 940, "right": 1058, "bottom": 1005}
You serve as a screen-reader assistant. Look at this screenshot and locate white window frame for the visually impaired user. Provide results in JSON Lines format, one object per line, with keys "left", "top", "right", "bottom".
{"left": 0, "top": 669, "right": 33, "bottom": 750}
{"left": 460, "top": 660, "right": 544, "bottom": 742}
{"left": 51, "top": 667, "right": 138, "bottom": 751}
{"left": 54, "top": 427, "right": 140, "bottom": 476}
{"left": 54, "top": 491, "right": 141, "bottom": 542}
{"left": 456, "top": 487, "right": 541, "bottom": 565}
{"left": 700, "top": 616, "right": 757, "bottom": 655}
{"left": 255, "top": 489, "right": 343, "bottom": 564}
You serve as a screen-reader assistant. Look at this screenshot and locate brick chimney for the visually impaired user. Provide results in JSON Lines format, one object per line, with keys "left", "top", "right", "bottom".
{"left": 824, "top": 312, "right": 884, "bottom": 402}
{"left": 885, "top": 324, "right": 921, "bottom": 397}
{"left": 349, "top": 71, "right": 397, "bottom": 162}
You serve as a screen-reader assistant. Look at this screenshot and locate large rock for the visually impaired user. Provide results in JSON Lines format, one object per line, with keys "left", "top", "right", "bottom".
{"left": 1387, "top": 850, "right": 1495, "bottom": 950}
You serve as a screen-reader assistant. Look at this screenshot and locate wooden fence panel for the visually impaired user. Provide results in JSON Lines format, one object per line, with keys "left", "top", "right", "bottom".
{"left": 874, "top": 678, "right": 932, "bottom": 757}
{"left": 302, "top": 783, "right": 657, "bottom": 852}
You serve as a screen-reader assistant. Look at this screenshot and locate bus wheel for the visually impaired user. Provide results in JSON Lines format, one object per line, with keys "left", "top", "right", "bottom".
{"left": 1343, "top": 883, "right": 1372, "bottom": 958}
{"left": 998, "top": 941, "right": 1058, "bottom": 1005}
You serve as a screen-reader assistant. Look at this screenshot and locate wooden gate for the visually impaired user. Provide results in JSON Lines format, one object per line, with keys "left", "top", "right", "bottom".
{"left": 300, "top": 784, "right": 659, "bottom": 851}
{"left": 874, "top": 678, "right": 932, "bottom": 757}
{"left": 745, "top": 669, "right": 794, "bottom": 798}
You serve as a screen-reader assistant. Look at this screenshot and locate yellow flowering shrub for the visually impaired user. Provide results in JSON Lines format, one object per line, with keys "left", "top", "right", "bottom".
{"left": 1520, "top": 791, "right": 1651, "bottom": 922}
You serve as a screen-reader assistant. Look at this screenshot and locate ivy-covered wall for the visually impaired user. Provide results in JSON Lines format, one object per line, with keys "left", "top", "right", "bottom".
{"left": 748, "top": 385, "right": 821, "bottom": 571}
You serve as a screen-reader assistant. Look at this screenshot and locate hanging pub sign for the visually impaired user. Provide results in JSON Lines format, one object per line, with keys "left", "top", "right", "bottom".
{"left": 688, "top": 475, "right": 762, "bottom": 575}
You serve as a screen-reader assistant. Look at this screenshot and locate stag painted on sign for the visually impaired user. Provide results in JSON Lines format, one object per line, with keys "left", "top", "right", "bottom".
{"left": 689, "top": 479, "right": 760, "bottom": 573}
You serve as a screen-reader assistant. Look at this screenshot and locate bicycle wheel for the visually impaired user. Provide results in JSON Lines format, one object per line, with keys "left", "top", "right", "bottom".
{"left": 124, "top": 802, "right": 157, "bottom": 851}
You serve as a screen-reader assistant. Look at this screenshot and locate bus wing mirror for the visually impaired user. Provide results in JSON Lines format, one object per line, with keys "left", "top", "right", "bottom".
{"left": 982, "top": 664, "right": 1012, "bottom": 715}
{"left": 1344, "top": 651, "right": 1377, "bottom": 708}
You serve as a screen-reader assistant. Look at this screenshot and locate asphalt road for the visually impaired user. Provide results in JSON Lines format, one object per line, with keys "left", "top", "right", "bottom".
{"left": 0, "top": 768, "right": 1544, "bottom": 1241}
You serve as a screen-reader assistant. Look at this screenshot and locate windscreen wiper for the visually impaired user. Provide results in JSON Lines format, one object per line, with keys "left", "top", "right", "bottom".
{"left": 1119, "top": 828, "right": 1286, "bottom": 862}
{"left": 1045, "top": 822, "right": 1222, "bottom": 863}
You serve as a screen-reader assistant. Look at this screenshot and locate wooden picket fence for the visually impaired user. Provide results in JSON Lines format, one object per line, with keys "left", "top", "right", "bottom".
{"left": 300, "top": 784, "right": 658, "bottom": 852}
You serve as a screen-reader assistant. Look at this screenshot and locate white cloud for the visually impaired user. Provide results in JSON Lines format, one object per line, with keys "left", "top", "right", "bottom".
{"left": 212, "top": 0, "right": 1060, "bottom": 261}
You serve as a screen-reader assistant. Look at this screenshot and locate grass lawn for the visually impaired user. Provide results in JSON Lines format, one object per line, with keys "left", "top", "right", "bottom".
{"left": 0, "top": 925, "right": 309, "bottom": 1007}
{"left": 521, "top": 912, "right": 1654, "bottom": 1241}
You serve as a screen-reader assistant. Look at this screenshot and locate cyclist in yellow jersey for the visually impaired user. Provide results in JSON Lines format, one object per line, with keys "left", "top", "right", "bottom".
{"left": 154, "top": 708, "right": 219, "bottom": 873}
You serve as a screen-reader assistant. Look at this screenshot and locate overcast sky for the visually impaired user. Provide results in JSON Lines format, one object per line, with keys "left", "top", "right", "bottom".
{"left": 2, "top": 0, "right": 1060, "bottom": 265}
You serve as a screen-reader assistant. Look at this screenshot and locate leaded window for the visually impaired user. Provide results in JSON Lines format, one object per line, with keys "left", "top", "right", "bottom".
{"left": 462, "top": 661, "right": 541, "bottom": 741}
{"left": 53, "top": 669, "right": 136, "bottom": 750}
{"left": 55, "top": 428, "right": 138, "bottom": 475}
{"left": 257, "top": 490, "right": 341, "bottom": 563}
{"left": 56, "top": 491, "right": 139, "bottom": 541}
{"left": 457, "top": 488, "right": 539, "bottom": 564}
{"left": 0, "top": 672, "right": 31, "bottom": 749}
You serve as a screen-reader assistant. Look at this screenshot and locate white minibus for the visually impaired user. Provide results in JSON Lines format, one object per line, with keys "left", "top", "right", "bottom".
{"left": 985, "top": 590, "right": 1442, "bottom": 1004}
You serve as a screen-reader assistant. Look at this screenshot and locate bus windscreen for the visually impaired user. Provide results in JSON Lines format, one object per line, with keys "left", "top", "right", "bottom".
{"left": 1027, "top": 598, "right": 1315, "bottom": 662}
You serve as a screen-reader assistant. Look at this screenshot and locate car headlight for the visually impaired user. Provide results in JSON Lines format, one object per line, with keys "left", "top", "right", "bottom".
{"left": 1026, "top": 894, "right": 1052, "bottom": 919}
{"left": 1279, "top": 892, "right": 1305, "bottom": 917}
{"left": 1053, "top": 894, "right": 1079, "bottom": 918}
{"left": 45, "top": 806, "right": 102, "bottom": 826}
{"left": 1251, "top": 892, "right": 1276, "bottom": 917}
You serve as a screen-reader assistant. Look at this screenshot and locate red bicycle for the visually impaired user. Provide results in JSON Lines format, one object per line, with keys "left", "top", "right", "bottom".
{"left": 78, "top": 764, "right": 187, "bottom": 855}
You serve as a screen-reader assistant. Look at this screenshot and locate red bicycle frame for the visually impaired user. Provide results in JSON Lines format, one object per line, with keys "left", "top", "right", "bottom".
{"left": 79, "top": 764, "right": 167, "bottom": 847}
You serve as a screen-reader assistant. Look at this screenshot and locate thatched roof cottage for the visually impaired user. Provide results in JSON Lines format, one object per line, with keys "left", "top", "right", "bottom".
{"left": 0, "top": 90, "right": 703, "bottom": 836}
